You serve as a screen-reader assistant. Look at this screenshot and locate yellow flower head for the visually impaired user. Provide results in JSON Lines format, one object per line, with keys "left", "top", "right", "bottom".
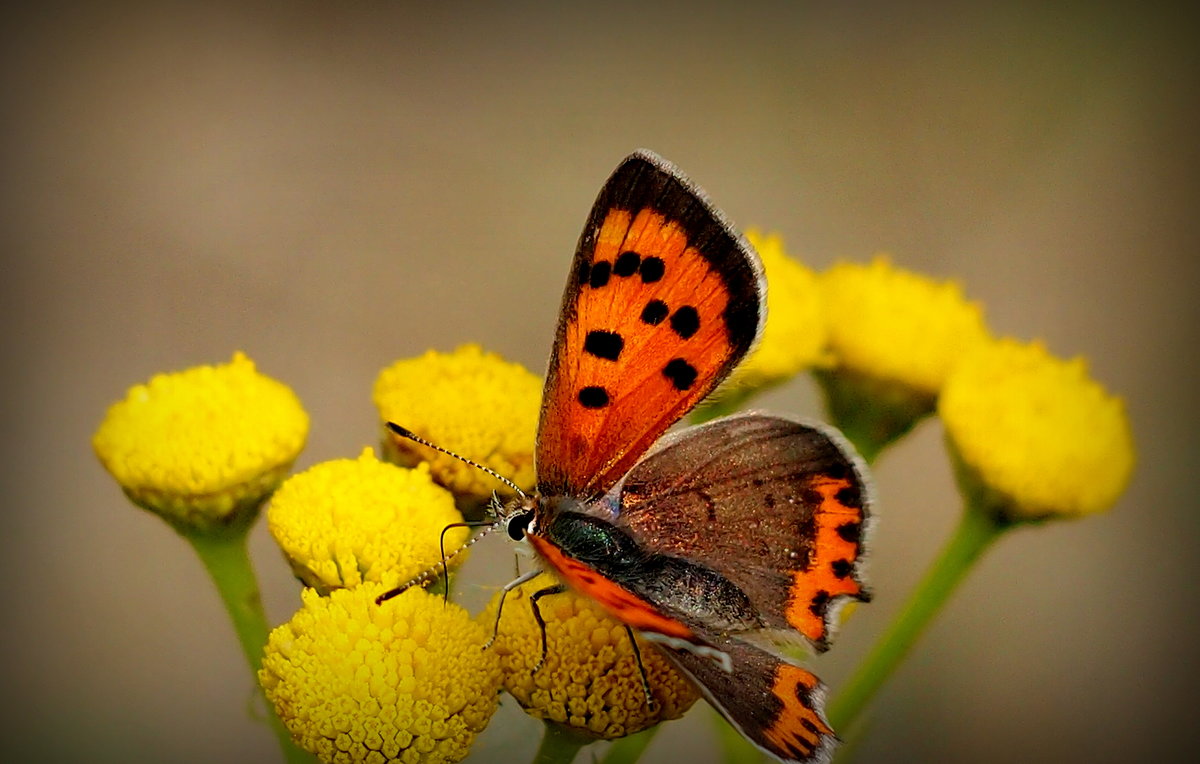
{"left": 93, "top": 352, "right": 308, "bottom": 533}
{"left": 939, "top": 338, "right": 1135, "bottom": 521}
{"left": 373, "top": 345, "right": 539, "bottom": 504}
{"left": 260, "top": 584, "right": 501, "bottom": 764}
{"left": 720, "top": 230, "right": 828, "bottom": 394}
{"left": 482, "top": 573, "right": 699, "bottom": 740}
{"left": 820, "top": 256, "right": 989, "bottom": 396}
{"left": 268, "top": 449, "right": 468, "bottom": 594}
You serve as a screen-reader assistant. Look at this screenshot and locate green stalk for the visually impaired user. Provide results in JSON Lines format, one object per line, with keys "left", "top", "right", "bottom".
{"left": 532, "top": 722, "right": 589, "bottom": 764}
{"left": 826, "top": 507, "right": 1008, "bottom": 735}
{"left": 600, "top": 727, "right": 659, "bottom": 764}
{"left": 813, "top": 369, "right": 934, "bottom": 464}
{"left": 185, "top": 527, "right": 314, "bottom": 764}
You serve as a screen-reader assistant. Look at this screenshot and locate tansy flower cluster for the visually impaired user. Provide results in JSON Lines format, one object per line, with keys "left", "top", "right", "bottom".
{"left": 267, "top": 450, "right": 470, "bottom": 594}
{"left": 483, "top": 573, "right": 700, "bottom": 739}
{"left": 940, "top": 339, "right": 1135, "bottom": 521}
{"left": 93, "top": 228, "right": 1135, "bottom": 764}
{"left": 259, "top": 584, "right": 500, "bottom": 764}
{"left": 374, "top": 344, "right": 540, "bottom": 506}
{"left": 93, "top": 351, "right": 309, "bottom": 532}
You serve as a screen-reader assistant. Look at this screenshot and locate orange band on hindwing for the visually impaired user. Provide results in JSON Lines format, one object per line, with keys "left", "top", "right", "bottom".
{"left": 786, "top": 475, "right": 867, "bottom": 643}
{"left": 526, "top": 533, "right": 696, "bottom": 641}
{"left": 762, "top": 664, "right": 833, "bottom": 760}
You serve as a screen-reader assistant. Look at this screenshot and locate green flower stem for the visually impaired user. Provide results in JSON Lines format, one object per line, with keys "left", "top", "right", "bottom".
{"left": 814, "top": 369, "right": 935, "bottom": 464}
{"left": 827, "top": 506, "right": 1008, "bottom": 735}
{"left": 600, "top": 727, "right": 659, "bottom": 764}
{"left": 533, "top": 722, "right": 589, "bottom": 764}
{"left": 184, "top": 527, "right": 314, "bottom": 764}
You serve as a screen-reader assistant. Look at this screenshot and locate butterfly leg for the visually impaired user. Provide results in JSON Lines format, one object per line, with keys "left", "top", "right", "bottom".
{"left": 624, "top": 625, "right": 658, "bottom": 712}
{"left": 528, "top": 582, "right": 567, "bottom": 673}
{"left": 483, "top": 568, "right": 543, "bottom": 651}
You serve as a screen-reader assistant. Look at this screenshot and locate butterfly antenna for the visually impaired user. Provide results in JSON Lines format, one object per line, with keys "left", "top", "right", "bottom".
{"left": 375, "top": 520, "right": 498, "bottom": 605}
{"left": 386, "top": 422, "right": 527, "bottom": 499}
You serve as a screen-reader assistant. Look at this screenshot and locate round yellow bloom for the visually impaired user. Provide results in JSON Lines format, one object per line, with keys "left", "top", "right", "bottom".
{"left": 93, "top": 351, "right": 308, "bottom": 532}
{"left": 820, "top": 256, "right": 989, "bottom": 396}
{"left": 260, "top": 584, "right": 501, "bottom": 764}
{"left": 939, "top": 338, "right": 1135, "bottom": 521}
{"left": 268, "top": 450, "right": 468, "bottom": 594}
{"left": 482, "top": 573, "right": 699, "bottom": 739}
{"left": 722, "top": 230, "right": 828, "bottom": 393}
{"left": 373, "top": 345, "right": 539, "bottom": 504}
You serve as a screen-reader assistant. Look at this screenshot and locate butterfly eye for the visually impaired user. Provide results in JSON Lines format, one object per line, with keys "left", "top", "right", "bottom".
{"left": 506, "top": 510, "right": 534, "bottom": 540}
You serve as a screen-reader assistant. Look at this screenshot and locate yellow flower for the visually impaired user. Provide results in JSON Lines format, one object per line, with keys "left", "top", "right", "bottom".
{"left": 814, "top": 257, "right": 991, "bottom": 460}
{"left": 482, "top": 573, "right": 699, "bottom": 739}
{"left": 93, "top": 351, "right": 308, "bottom": 533}
{"left": 260, "top": 583, "right": 501, "bottom": 764}
{"left": 268, "top": 449, "right": 468, "bottom": 594}
{"left": 939, "top": 338, "right": 1135, "bottom": 521}
{"left": 373, "top": 345, "right": 539, "bottom": 505}
{"left": 820, "top": 256, "right": 989, "bottom": 397}
{"left": 722, "top": 230, "right": 827, "bottom": 393}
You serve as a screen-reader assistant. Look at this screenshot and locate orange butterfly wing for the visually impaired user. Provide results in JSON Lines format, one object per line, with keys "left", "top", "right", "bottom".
{"left": 536, "top": 151, "right": 764, "bottom": 497}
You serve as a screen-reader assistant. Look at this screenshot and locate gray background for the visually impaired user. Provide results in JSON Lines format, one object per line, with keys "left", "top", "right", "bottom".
{"left": 4, "top": 2, "right": 1196, "bottom": 762}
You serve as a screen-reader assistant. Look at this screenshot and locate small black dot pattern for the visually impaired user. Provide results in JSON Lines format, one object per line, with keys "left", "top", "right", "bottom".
{"left": 578, "top": 386, "right": 609, "bottom": 408}
{"left": 662, "top": 358, "right": 698, "bottom": 390}
{"left": 614, "top": 251, "right": 640, "bottom": 276}
{"left": 640, "top": 299, "right": 668, "bottom": 325}
{"left": 583, "top": 330, "right": 623, "bottom": 361}
{"left": 669, "top": 306, "right": 700, "bottom": 339}
{"left": 574, "top": 247, "right": 716, "bottom": 408}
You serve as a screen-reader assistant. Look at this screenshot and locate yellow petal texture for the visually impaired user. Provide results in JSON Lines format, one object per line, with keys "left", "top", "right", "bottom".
{"left": 820, "top": 257, "right": 990, "bottom": 396}
{"left": 92, "top": 351, "right": 308, "bottom": 531}
{"left": 260, "top": 584, "right": 501, "bottom": 764}
{"left": 939, "top": 338, "right": 1136, "bottom": 520}
{"left": 268, "top": 450, "right": 468, "bottom": 593}
{"left": 373, "top": 345, "right": 539, "bottom": 503}
{"left": 482, "top": 573, "right": 699, "bottom": 739}
{"left": 722, "top": 230, "right": 828, "bottom": 391}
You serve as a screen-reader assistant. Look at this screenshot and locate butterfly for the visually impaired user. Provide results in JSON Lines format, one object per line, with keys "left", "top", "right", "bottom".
{"left": 384, "top": 150, "right": 871, "bottom": 763}
{"left": 496, "top": 150, "right": 872, "bottom": 763}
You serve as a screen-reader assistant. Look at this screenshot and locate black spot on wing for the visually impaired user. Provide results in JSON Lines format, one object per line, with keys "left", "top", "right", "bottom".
{"left": 669, "top": 306, "right": 700, "bottom": 339}
{"left": 662, "top": 359, "right": 697, "bottom": 391}
{"left": 809, "top": 590, "right": 830, "bottom": 616}
{"left": 614, "top": 251, "right": 640, "bottom": 276}
{"left": 641, "top": 299, "right": 669, "bottom": 325}
{"left": 836, "top": 484, "right": 862, "bottom": 509}
{"left": 639, "top": 256, "right": 665, "bottom": 283}
{"left": 589, "top": 261, "right": 611, "bottom": 288}
{"left": 578, "top": 386, "right": 609, "bottom": 408}
{"left": 583, "top": 330, "right": 623, "bottom": 361}
{"left": 836, "top": 522, "right": 861, "bottom": 543}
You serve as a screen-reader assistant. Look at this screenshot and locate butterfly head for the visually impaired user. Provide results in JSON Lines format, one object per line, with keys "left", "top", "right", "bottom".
{"left": 499, "top": 494, "right": 538, "bottom": 540}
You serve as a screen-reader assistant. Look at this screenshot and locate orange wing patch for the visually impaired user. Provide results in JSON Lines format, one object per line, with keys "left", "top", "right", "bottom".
{"left": 786, "top": 475, "right": 868, "bottom": 644}
{"left": 526, "top": 532, "right": 696, "bottom": 641}
{"left": 762, "top": 664, "right": 834, "bottom": 761}
{"left": 538, "top": 206, "right": 745, "bottom": 497}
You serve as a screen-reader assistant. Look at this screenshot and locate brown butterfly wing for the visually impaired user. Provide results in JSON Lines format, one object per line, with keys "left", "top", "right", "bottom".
{"left": 614, "top": 413, "right": 871, "bottom": 650}
{"left": 662, "top": 630, "right": 837, "bottom": 764}
{"left": 537, "top": 151, "right": 764, "bottom": 498}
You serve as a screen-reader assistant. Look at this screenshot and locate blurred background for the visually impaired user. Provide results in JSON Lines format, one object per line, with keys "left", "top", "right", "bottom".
{"left": 3, "top": 2, "right": 1196, "bottom": 762}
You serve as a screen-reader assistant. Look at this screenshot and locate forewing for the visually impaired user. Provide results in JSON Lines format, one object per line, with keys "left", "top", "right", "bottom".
{"left": 615, "top": 412, "right": 871, "bottom": 650}
{"left": 536, "top": 150, "right": 764, "bottom": 498}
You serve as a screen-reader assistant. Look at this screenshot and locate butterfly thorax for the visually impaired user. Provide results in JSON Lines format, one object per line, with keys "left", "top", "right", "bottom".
{"left": 519, "top": 497, "right": 764, "bottom": 635}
